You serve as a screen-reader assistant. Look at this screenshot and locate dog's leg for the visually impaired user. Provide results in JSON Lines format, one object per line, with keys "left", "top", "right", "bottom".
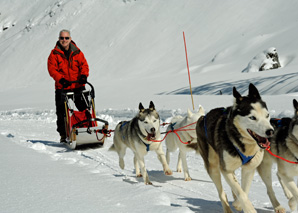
{"left": 179, "top": 150, "right": 191, "bottom": 181}
{"left": 222, "top": 171, "right": 256, "bottom": 213}
{"left": 208, "top": 165, "right": 232, "bottom": 213}
{"left": 257, "top": 159, "right": 286, "bottom": 213}
{"left": 176, "top": 152, "right": 182, "bottom": 172}
{"left": 116, "top": 144, "right": 126, "bottom": 170}
{"left": 204, "top": 147, "right": 232, "bottom": 212}
{"left": 277, "top": 172, "right": 294, "bottom": 212}
{"left": 135, "top": 154, "right": 151, "bottom": 185}
{"left": 278, "top": 171, "right": 298, "bottom": 212}
{"left": 133, "top": 155, "right": 142, "bottom": 177}
{"left": 166, "top": 148, "right": 171, "bottom": 165}
{"left": 231, "top": 168, "right": 256, "bottom": 212}
{"left": 156, "top": 145, "right": 173, "bottom": 175}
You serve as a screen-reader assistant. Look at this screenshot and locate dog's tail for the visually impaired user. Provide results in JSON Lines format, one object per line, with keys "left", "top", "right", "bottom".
{"left": 108, "top": 144, "right": 116, "bottom": 152}
{"left": 187, "top": 142, "right": 200, "bottom": 154}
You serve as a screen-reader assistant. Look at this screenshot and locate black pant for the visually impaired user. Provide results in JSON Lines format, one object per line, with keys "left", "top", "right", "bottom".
{"left": 55, "top": 87, "right": 87, "bottom": 136}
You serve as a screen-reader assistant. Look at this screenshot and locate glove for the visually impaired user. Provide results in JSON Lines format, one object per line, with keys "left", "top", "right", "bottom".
{"left": 78, "top": 75, "right": 87, "bottom": 84}
{"left": 59, "top": 78, "right": 71, "bottom": 88}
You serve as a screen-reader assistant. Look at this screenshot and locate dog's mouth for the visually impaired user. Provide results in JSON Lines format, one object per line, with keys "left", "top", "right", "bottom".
{"left": 247, "top": 129, "right": 270, "bottom": 149}
{"left": 145, "top": 131, "right": 156, "bottom": 141}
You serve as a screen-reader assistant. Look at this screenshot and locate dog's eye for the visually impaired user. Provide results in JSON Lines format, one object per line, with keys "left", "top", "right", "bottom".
{"left": 153, "top": 120, "right": 157, "bottom": 123}
{"left": 144, "top": 121, "right": 148, "bottom": 124}
{"left": 249, "top": 116, "right": 256, "bottom": 120}
{"left": 266, "top": 114, "right": 269, "bottom": 118}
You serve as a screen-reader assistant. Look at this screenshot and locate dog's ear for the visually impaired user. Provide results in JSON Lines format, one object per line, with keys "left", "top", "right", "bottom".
{"left": 139, "top": 102, "right": 145, "bottom": 112}
{"left": 198, "top": 105, "right": 205, "bottom": 115}
{"left": 233, "top": 87, "right": 242, "bottom": 103}
{"left": 248, "top": 83, "right": 261, "bottom": 100}
{"left": 187, "top": 108, "right": 192, "bottom": 118}
{"left": 149, "top": 101, "right": 155, "bottom": 110}
{"left": 293, "top": 99, "right": 298, "bottom": 115}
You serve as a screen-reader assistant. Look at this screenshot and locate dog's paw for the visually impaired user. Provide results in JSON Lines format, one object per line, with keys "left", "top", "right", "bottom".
{"left": 232, "top": 200, "right": 242, "bottom": 212}
{"left": 177, "top": 168, "right": 182, "bottom": 173}
{"left": 136, "top": 173, "right": 142, "bottom": 178}
{"left": 184, "top": 177, "right": 192, "bottom": 181}
{"left": 119, "top": 159, "right": 125, "bottom": 169}
{"left": 164, "top": 169, "right": 173, "bottom": 175}
{"left": 275, "top": 205, "right": 286, "bottom": 213}
{"left": 288, "top": 197, "right": 296, "bottom": 211}
{"left": 145, "top": 181, "right": 153, "bottom": 185}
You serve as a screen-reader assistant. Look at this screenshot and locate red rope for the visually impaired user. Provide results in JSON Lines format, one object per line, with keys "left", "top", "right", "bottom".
{"left": 149, "top": 121, "right": 197, "bottom": 144}
{"left": 266, "top": 146, "right": 298, "bottom": 164}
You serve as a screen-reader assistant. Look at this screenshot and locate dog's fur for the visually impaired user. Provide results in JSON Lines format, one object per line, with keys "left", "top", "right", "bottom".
{"left": 165, "top": 106, "right": 205, "bottom": 181}
{"left": 257, "top": 99, "right": 298, "bottom": 213}
{"left": 109, "top": 101, "right": 172, "bottom": 185}
{"left": 188, "top": 83, "right": 274, "bottom": 213}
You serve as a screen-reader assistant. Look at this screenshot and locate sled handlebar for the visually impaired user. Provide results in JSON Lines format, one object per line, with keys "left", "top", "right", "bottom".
{"left": 62, "top": 81, "right": 95, "bottom": 98}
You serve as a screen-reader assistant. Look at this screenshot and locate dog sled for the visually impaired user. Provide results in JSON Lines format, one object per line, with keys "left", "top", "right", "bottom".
{"left": 63, "top": 81, "right": 109, "bottom": 149}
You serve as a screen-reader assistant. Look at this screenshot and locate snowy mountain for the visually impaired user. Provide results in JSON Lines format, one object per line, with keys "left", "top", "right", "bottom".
{"left": 1, "top": 0, "right": 298, "bottom": 212}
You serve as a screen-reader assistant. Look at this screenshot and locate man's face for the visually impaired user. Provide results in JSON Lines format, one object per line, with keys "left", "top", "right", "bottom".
{"left": 59, "top": 31, "right": 71, "bottom": 50}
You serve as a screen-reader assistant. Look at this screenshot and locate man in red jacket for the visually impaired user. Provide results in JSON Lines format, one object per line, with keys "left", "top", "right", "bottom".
{"left": 48, "top": 29, "right": 89, "bottom": 142}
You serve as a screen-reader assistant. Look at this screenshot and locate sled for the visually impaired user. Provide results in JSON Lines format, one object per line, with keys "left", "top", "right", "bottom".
{"left": 63, "top": 81, "right": 109, "bottom": 149}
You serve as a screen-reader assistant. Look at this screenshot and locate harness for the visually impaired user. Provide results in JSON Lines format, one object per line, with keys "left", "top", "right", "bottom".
{"left": 234, "top": 146, "right": 255, "bottom": 165}
{"left": 120, "top": 121, "right": 129, "bottom": 140}
{"left": 203, "top": 107, "right": 256, "bottom": 165}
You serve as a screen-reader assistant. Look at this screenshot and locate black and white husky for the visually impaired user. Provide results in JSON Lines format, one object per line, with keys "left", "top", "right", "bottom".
{"left": 258, "top": 99, "right": 298, "bottom": 213}
{"left": 109, "top": 101, "right": 172, "bottom": 185}
{"left": 188, "top": 83, "right": 274, "bottom": 213}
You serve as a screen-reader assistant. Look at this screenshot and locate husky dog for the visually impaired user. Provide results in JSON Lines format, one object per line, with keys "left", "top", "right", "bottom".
{"left": 188, "top": 83, "right": 274, "bottom": 213}
{"left": 109, "top": 101, "right": 172, "bottom": 185}
{"left": 165, "top": 106, "right": 205, "bottom": 181}
{"left": 258, "top": 99, "right": 298, "bottom": 213}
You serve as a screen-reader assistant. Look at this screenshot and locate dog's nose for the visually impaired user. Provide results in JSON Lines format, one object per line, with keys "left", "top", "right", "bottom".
{"left": 266, "top": 129, "right": 274, "bottom": 137}
{"left": 150, "top": 127, "right": 155, "bottom": 133}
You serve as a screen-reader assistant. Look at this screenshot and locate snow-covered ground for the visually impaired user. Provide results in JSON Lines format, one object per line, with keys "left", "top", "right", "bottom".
{"left": 1, "top": 0, "right": 298, "bottom": 212}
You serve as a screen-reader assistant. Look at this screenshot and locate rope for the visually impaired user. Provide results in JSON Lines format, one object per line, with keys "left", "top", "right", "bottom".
{"left": 149, "top": 121, "right": 197, "bottom": 144}
{"left": 266, "top": 146, "right": 298, "bottom": 164}
{"left": 96, "top": 121, "right": 197, "bottom": 144}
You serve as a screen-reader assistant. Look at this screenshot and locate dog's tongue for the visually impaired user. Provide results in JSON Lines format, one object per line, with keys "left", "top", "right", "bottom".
{"left": 146, "top": 133, "right": 156, "bottom": 141}
{"left": 257, "top": 135, "right": 270, "bottom": 148}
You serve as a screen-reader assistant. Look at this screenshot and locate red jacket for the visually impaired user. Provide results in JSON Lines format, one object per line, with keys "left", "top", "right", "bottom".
{"left": 48, "top": 41, "right": 89, "bottom": 90}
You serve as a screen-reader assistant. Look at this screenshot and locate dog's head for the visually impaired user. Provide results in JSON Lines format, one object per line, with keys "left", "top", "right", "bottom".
{"left": 232, "top": 83, "right": 274, "bottom": 149}
{"left": 137, "top": 101, "right": 160, "bottom": 140}
{"left": 186, "top": 106, "right": 205, "bottom": 138}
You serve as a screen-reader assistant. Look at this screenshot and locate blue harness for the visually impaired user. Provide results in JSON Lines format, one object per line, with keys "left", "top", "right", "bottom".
{"left": 235, "top": 146, "right": 255, "bottom": 165}
{"left": 203, "top": 108, "right": 255, "bottom": 165}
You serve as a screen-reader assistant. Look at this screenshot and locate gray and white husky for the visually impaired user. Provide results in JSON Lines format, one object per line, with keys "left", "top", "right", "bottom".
{"left": 258, "top": 99, "right": 298, "bottom": 213}
{"left": 109, "top": 101, "right": 172, "bottom": 185}
{"left": 188, "top": 83, "right": 274, "bottom": 213}
{"left": 165, "top": 107, "right": 205, "bottom": 181}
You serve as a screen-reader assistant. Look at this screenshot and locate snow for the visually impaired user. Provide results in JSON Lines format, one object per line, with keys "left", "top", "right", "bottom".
{"left": 1, "top": 0, "right": 298, "bottom": 212}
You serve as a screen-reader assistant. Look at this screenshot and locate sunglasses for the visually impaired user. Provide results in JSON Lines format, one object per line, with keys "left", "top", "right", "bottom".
{"left": 59, "top": 37, "right": 70, "bottom": 40}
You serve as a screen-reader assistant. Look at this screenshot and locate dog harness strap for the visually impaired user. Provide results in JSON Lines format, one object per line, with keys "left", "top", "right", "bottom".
{"left": 203, "top": 116, "right": 208, "bottom": 138}
{"left": 170, "top": 122, "right": 176, "bottom": 131}
{"left": 143, "top": 142, "right": 150, "bottom": 152}
{"left": 235, "top": 146, "right": 255, "bottom": 165}
{"left": 120, "top": 121, "right": 129, "bottom": 140}
{"left": 120, "top": 121, "right": 128, "bottom": 130}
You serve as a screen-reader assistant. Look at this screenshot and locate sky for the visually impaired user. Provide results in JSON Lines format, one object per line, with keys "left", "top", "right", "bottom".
{"left": 1, "top": 0, "right": 298, "bottom": 212}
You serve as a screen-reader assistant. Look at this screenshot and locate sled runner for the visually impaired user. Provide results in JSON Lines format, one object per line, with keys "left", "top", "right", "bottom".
{"left": 63, "top": 81, "right": 109, "bottom": 149}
